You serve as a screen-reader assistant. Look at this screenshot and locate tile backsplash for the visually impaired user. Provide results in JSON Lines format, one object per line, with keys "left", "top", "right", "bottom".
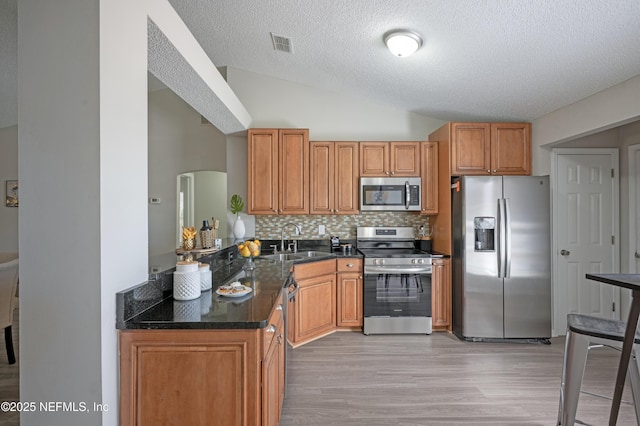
{"left": 256, "top": 212, "right": 430, "bottom": 240}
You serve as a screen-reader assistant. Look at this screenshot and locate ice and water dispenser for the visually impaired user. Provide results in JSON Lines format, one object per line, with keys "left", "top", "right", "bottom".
{"left": 474, "top": 217, "right": 495, "bottom": 251}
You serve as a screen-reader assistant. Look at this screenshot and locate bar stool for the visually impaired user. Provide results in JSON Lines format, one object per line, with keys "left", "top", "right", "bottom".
{"left": 557, "top": 313, "right": 640, "bottom": 425}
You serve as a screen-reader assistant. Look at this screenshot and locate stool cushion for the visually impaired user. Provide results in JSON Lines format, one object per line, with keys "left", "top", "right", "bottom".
{"left": 567, "top": 313, "right": 640, "bottom": 344}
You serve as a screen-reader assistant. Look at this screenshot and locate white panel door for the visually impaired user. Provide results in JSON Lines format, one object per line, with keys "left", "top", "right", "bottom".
{"left": 630, "top": 144, "right": 640, "bottom": 274}
{"left": 553, "top": 149, "right": 619, "bottom": 334}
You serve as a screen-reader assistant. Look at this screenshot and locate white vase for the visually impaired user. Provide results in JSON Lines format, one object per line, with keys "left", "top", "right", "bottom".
{"left": 233, "top": 215, "right": 246, "bottom": 239}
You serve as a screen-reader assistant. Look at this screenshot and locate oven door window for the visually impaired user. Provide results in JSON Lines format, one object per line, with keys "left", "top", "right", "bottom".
{"left": 363, "top": 273, "right": 432, "bottom": 317}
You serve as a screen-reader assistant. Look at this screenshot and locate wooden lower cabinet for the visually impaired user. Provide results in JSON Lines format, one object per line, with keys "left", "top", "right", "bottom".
{"left": 431, "top": 258, "right": 451, "bottom": 331}
{"left": 337, "top": 258, "right": 363, "bottom": 328}
{"left": 289, "top": 258, "right": 363, "bottom": 346}
{"left": 262, "top": 305, "right": 285, "bottom": 426}
{"left": 119, "top": 298, "right": 285, "bottom": 426}
{"left": 291, "top": 261, "right": 337, "bottom": 348}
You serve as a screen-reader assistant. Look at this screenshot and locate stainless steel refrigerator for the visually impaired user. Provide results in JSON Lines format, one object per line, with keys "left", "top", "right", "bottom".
{"left": 452, "top": 175, "right": 551, "bottom": 342}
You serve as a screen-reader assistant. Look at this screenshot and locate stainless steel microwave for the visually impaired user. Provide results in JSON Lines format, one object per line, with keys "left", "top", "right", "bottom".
{"left": 360, "top": 177, "right": 422, "bottom": 211}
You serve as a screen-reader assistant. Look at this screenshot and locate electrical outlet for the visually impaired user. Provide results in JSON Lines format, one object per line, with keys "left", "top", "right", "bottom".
{"left": 318, "top": 225, "right": 325, "bottom": 235}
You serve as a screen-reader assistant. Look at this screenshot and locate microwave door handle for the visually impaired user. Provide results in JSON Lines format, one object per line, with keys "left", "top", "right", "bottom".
{"left": 405, "top": 181, "right": 410, "bottom": 209}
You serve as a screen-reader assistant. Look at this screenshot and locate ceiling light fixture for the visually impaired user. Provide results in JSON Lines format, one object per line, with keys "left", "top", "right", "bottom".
{"left": 384, "top": 30, "right": 423, "bottom": 58}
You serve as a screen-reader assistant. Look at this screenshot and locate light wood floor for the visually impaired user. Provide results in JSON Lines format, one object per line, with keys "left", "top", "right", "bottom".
{"left": 281, "top": 331, "right": 639, "bottom": 425}
{"left": 1, "top": 315, "right": 638, "bottom": 425}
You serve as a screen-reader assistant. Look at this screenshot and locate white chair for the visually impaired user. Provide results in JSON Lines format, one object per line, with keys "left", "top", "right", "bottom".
{"left": 0, "top": 259, "right": 18, "bottom": 364}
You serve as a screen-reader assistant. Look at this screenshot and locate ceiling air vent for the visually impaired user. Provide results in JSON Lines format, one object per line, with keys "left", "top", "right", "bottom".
{"left": 270, "top": 33, "right": 293, "bottom": 53}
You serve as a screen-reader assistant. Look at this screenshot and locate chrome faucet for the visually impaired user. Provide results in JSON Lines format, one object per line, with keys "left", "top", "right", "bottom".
{"left": 281, "top": 222, "right": 301, "bottom": 252}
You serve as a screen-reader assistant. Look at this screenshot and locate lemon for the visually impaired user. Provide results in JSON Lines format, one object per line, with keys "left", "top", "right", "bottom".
{"left": 238, "top": 243, "right": 245, "bottom": 250}
{"left": 240, "top": 247, "right": 251, "bottom": 257}
{"left": 251, "top": 250, "right": 259, "bottom": 257}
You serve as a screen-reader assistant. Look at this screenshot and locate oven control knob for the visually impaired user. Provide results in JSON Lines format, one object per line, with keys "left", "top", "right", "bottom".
{"left": 411, "top": 259, "right": 416, "bottom": 264}
{"left": 418, "top": 259, "right": 424, "bottom": 264}
{"left": 379, "top": 259, "right": 385, "bottom": 265}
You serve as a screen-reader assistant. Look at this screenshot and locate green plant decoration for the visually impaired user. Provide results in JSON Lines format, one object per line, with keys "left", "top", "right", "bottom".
{"left": 230, "top": 194, "right": 245, "bottom": 216}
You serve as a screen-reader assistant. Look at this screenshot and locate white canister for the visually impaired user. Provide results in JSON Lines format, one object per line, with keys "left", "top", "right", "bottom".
{"left": 199, "top": 262, "right": 212, "bottom": 291}
{"left": 173, "top": 270, "right": 201, "bottom": 300}
{"left": 176, "top": 260, "right": 199, "bottom": 273}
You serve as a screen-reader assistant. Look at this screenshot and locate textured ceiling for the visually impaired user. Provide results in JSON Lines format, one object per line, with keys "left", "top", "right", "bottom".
{"left": 166, "top": 0, "right": 640, "bottom": 122}
{"left": 2, "top": 1, "right": 640, "bottom": 129}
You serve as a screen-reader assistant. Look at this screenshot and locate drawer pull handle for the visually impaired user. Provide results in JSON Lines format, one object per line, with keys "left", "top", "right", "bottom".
{"left": 346, "top": 263, "right": 354, "bottom": 268}
{"left": 266, "top": 325, "right": 276, "bottom": 333}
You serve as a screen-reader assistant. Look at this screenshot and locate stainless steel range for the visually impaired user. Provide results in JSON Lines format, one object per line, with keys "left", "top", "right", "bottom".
{"left": 357, "top": 226, "right": 432, "bottom": 335}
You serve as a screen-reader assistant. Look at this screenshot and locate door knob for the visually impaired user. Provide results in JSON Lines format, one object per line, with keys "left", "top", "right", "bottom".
{"left": 635, "top": 251, "right": 640, "bottom": 259}
{"left": 560, "top": 249, "right": 570, "bottom": 256}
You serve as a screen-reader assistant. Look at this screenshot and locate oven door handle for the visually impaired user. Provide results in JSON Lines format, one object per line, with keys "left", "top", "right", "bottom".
{"left": 364, "top": 266, "right": 432, "bottom": 274}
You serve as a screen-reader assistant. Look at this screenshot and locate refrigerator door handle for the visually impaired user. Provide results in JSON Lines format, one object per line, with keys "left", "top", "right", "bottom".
{"left": 505, "top": 198, "right": 512, "bottom": 278}
{"left": 498, "top": 198, "right": 507, "bottom": 278}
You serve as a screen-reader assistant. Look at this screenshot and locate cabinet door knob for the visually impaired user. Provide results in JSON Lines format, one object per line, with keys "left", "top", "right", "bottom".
{"left": 487, "top": 169, "right": 491, "bottom": 173}
{"left": 346, "top": 263, "right": 354, "bottom": 268}
{"left": 493, "top": 169, "right": 497, "bottom": 173}
{"left": 277, "top": 334, "right": 283, "bottom": 344}
{"left": 276, "top": 304, "right": 283, "bottom": 311}
{"left": 335, "top": 209, "right": 339, "bottom": 213}
{"left": 266, "top": 325, "right": 277, "bottom": 333}
{"left": 390, "top": 171, "right": 395, "bottom": 176}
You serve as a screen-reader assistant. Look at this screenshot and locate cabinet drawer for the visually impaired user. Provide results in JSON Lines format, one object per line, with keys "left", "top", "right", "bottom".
{"left": 294, "top": 259, "right": 336, "bottom": 281}
{"left": 336, "top": 258, "right": 362, "bottom": 273}
{"left": 263, "top": 301, "right": 284, "bottom": 358}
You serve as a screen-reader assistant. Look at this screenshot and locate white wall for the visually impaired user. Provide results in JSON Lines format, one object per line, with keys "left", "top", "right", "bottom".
{"left": 148, "top": 88, "right": 227, "bottom": 256}
{"left": 223, "top": 67, "right": 446, "bottom": 236}
{"left": 19, "top": 0, "right": 107, "bottom": 424}
{"left": 532, "top": 74, "right": 640, "bottom": 175}
{"left": 0, "top": 125, "right": 18, "bottom": 251}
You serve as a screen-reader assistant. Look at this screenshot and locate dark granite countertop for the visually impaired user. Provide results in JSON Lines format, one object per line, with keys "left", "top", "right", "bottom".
{"left": 117, "top": 248, "right": 362, "bottom": 331}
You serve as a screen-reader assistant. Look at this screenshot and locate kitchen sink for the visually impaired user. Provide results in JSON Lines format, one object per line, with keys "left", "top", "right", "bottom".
{"left": 260, "top": 251, "right": 332, "bottom": 262}
{"left": 295, "top": 251, "right": 331, "bottom": 258}
{"left": 261, "top": 253, "right": 299, "bottom": 262}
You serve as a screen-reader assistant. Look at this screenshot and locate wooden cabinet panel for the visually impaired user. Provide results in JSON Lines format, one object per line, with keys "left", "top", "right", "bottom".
{"left": 337, "top": 273, "right": 363, "bottom": 327}
{"left": 389, "top": 141, "right": 421, "bottom": 176}
{"left": 336, "top": 258, "right": 363, "bottom": 328}
{"left": 360, "top": 141, "right": 420, "bottom": 176}
{"left": 279, "top": 129, "right": 309, "bottom": 214}
{"left": 262, "top": 304, "right": 284, "bottom": 426}
{"left": 119, "top": 329, "right": 260, "bottom": 426}
{"left": 490, "top": 123, "right": 531, "bottom": 175}
{"left": 359, "top": 142, "right": 389, "bottom": 176}
{"left": 432, "top": 258, "right": 451, "bottom": 331}
{"left": 248, "top": 129, "right": 279, "bottom": 214}
{"left": 334, "top": 142, "right": 359, "bottom": 214}
{"left": 248, "top": 128, "right": 309, "bottom": 215}
{"left": 450, "top": 123, "right": 491, "bottom": 175}
{"left": 310, "top": 142, "right": 333, "bottom": 214}
{"left": 420, "top": 141, "right": 439, "bottom": 215}
{"left": 295, "top": 273, "right": 337, "bottom": 342}
{"left": 310, "top": 142, "right": 359, "bottom": 215}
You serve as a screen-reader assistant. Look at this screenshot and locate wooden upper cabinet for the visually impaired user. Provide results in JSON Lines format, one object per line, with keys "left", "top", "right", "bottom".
{"left": 310, "top": 141, "right": 359, "bottom": 215}
{"left": 248, "top": 128, "right": 309, "bottom": 215}
{"left": 490, "top": 122, "right": 531, "bottom": 175}
{"left": 449, "top": 122, "right": 531, "bottom": 176}
{"left": 359, "top": 141, "right": 420, "bottom": 177}
{"left": 420, "top": 141, "right": 439, "bottom": 215}
{"left": 450, "top": 123, "right": 492, "bottom": 175}
{"left": 279, "top": 129, "right": 309, "bottom": 214}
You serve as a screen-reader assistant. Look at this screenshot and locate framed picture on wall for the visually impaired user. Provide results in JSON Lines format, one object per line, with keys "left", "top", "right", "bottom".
{"left": 5, "top": 180, "right": 18, "bottom": 207}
